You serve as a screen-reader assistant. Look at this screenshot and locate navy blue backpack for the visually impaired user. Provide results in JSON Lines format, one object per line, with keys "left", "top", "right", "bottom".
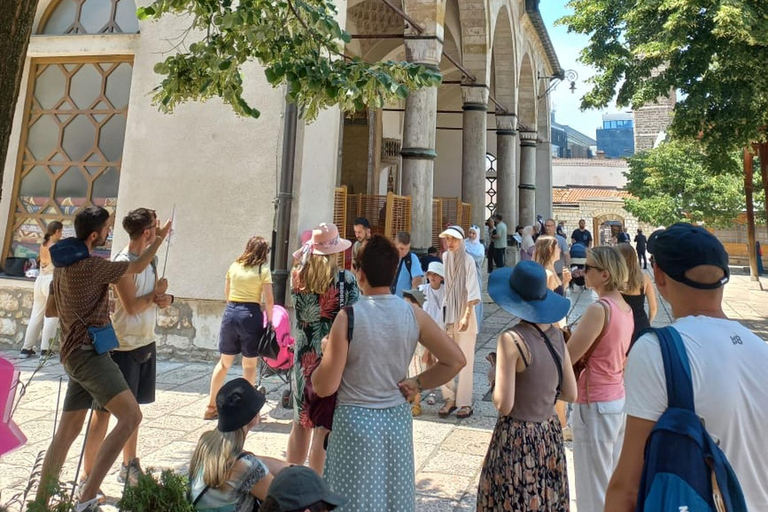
{"left": 636, "top": 326, "right": 748, "bottom": 512}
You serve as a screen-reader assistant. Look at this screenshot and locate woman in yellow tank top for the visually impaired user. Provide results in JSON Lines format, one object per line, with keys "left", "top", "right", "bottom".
{"left": 204, "top": 236, "right": 274, "bottom": 420}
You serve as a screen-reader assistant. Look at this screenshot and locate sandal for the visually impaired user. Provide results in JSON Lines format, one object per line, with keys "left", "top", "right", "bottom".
{"left": 438, "top": 400, "right": 457, "bottom": 418}
{"left": 203, "top": 405, "right": 218, "bottom": 420}
{"left": 456, "top": 406, "right": 474, "bottom": 419}
{"left": 411, "top": 403, "right": 422, "bottom": 417}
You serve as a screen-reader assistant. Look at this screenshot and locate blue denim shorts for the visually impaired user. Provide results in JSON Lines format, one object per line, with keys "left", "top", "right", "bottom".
{"left": 218, "top": 302, "right": 265, "bottom": 357}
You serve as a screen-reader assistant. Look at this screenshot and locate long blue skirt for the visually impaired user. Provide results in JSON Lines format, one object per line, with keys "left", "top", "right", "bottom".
{"left": 324, "top": 403, "right": 415, "bottom": 512}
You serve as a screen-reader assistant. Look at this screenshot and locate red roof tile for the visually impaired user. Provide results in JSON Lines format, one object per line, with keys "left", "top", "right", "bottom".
{"left": 553, "top": 187, "right": 633, "bottom": 204}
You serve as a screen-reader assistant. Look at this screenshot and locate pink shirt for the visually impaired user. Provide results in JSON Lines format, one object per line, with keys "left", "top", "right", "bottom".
{"left": 576, "top": 296, "right": 634, "bottom": 404}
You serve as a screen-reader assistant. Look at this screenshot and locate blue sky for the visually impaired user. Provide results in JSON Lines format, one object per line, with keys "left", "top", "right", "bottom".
{"left": 540, "top": 1, "right": 625, "bottom": 141}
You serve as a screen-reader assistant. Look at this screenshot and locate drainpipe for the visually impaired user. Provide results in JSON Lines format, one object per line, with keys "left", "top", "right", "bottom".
{"left": 271, "top": 92, "right": 298, "bottom": 306}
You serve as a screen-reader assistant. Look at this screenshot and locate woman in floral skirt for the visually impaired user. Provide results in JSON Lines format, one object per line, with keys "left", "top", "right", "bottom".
{"left": 479, "top": 260, "right": 578, "bottom": 511}
{"left": 286, "top": 223, "right": 359, "bottom": 473}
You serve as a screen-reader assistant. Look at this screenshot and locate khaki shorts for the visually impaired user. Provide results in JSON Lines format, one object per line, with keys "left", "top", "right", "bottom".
{"left": 62, "top": 346, "right": 130, "bottom": 411}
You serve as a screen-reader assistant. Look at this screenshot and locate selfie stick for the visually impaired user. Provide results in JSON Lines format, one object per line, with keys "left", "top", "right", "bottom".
{"left": 161, "top": 205, "right": 175, "bottom": 278}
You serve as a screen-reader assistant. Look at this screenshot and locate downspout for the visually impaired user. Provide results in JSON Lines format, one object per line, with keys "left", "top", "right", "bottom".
{"left": 271, "top": 92, "right": 298, "bottom": 306}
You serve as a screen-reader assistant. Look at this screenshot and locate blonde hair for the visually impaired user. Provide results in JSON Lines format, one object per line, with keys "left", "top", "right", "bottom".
{"left": 293, "top": 254, "right": 337, "bottom": 295}
{"left": 617, "top": 243, "right": 644, "bottom": 293}
{"left": 533, "top": 236, "right": 559, "bottom": 268}
{"left": 588, "top": 246, "right": 628, "bottom": 292}
{"left": 189, "top": 428, "right": 246, "bottom": 488}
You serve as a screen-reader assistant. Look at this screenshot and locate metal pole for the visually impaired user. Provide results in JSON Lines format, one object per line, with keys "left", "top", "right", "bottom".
{"left": 271, "top": 89, "right": 298, "bottom": 306}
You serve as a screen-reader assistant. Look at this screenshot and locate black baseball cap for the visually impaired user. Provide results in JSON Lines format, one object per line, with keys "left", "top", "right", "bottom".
{"left": 647, "top": 223, "right": 730, "bottom": 290}
{"left": 267, "top": 466, "right": 347, "bottom": 511}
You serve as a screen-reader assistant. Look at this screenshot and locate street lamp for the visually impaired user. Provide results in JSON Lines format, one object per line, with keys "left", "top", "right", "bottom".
{"left": 538, "top": 69, "right": 579, "bottom": 99}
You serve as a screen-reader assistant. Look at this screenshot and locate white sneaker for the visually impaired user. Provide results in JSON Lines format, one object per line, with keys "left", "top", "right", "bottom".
{"left": 74, "top": 497, "right": 102, "bottom": 512}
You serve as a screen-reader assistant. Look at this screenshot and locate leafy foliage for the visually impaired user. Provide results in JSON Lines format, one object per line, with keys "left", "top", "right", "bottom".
{"left": 623, "top": 140, "right": 746, "bottom": 228}
{"left": 117, "top": 468, "right": 195, "bottom": 512}
{"left": 559, "top": 0, "right": 768, "bottom": 152}
{"left": 138, "top": 0, "right": 442, "bottom": 120}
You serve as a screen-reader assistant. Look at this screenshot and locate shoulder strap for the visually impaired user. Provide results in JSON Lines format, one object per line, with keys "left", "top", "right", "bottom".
{"left": 342, "top": 305, "right": 354, "bottom": 343}
{"left": 654, "top": 326, "right": 695, "bottom": 411}
{"left": 404, "top": 252, "right": 413, "bottom": 278}
{"left": 508, "top": 329, "right": 530, "bottom": 368}
{"left": 337, "top": 270, "right": 346, "bottom": 307}
{"left": 191, "top": 452, "right": 252, "bottom": 506}
{"left": 529, "top": 323, "right": 563, "bottom": 401}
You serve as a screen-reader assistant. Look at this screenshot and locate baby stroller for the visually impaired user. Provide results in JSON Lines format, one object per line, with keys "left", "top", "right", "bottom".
{"left": 256, "top": 305, "right": 295, "bottom": 408}
{"left": 569, "top": 242, "right": 587, "bottom": 289}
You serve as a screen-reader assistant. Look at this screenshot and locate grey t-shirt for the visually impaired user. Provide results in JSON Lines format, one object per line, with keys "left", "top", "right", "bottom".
{"left": 337, "top": 294, "right": 419, "bottom": 408}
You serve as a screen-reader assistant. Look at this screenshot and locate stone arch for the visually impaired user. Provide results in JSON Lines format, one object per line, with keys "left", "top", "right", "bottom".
{"left": 490, "top": 5, "right": 516, "bottom": 112}
{"left": 456, "top": 0, "right": 491, "bottom": 85}
{"left": 38, "top": 0, "right": 139, "bottom": 35}
{"left": 518, "top": 53, "right": 536, "bottom": 130}
{"left": 592, "top": 208, "right": 627, "bottom": 246}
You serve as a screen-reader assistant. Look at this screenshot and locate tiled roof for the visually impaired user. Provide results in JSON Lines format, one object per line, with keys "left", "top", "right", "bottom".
{"left": 552, "top": 158, "right": 629, "bottom": 167}
{"left": 553, "top": 187, "right": 633, "bottom": 204}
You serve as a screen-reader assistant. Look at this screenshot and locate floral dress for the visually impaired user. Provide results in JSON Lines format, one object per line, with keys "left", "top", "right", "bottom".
{"left": 291, "top": 269, "right": 359, "bottom": 427}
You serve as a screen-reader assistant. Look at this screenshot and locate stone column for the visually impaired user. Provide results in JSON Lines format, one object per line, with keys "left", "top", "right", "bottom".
{"left": 518, "top": 130, "right": 537, "bottom": 227}
{"left": 495, "top": 114, "right": 518, "bottom": 229}
{"left": 460, "top": 85, "right": 489, "bottom": 231}
{"left": 401, "top": 37, "right": 442, "bottom": 252}
{"left": 536, "top": 140, "right": 552, "bottom": 219}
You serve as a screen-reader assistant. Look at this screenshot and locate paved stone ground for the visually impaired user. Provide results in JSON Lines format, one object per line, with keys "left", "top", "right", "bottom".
{"left": 0, "top": 272, "right": 765, "bottom": 511}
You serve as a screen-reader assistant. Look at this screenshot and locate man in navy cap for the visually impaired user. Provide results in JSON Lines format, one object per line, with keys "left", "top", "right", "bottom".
{"left": 605, "top": 223, "right": 768, "bottom": 510}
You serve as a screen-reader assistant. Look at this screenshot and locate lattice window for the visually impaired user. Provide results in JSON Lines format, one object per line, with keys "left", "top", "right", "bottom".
{"left": 41, "top": 0, "right": 139, "bottom": 35}
{"left": 485, "top": 153, "right": 497, "bottom": 219}
{"left": 8, "top": 59, "right": 133, "bottom": 259}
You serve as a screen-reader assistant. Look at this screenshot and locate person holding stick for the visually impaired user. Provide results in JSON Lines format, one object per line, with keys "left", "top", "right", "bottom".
{"left": 80, "top": 208, "right": 173, "bottom": 493}
{"left": 34, "top": 206, "right": 171, "bottom": 512}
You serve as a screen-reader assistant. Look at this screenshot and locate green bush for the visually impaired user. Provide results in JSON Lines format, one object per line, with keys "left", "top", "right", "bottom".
{"left": 117, "top": 469, "right": 195, "bottom": 512}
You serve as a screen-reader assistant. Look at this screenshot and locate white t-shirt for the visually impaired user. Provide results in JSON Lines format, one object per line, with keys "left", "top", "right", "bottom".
{"left": 419, "top": 282, "right": 445, "bottom": 330}
{"left": 111, "top": 249, "right": 157, "bottom": 351}
{"left": 625, "top": 316, "right": 768, "bottom": 510}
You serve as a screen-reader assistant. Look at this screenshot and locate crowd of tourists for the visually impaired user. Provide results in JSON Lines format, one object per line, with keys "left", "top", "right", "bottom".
{"left": 17, "top": 205, "right": 768, "bottom": 512}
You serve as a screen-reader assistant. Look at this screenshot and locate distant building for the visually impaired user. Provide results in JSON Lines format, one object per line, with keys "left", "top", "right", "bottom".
{"left": 596, "top": 112, "right": 634, "bottom": 158}
{"left": 551, "top": 113, "right": 596, "bottom": 159}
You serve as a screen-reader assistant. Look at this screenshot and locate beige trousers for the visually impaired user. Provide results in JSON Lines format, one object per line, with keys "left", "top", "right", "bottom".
{"left": 440, "top": 324, "right": 477, "bottom": 408}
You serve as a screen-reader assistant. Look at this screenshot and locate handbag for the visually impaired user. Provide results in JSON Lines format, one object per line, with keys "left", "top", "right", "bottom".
{"left": 191, "top": 452, "right": 261, "bottom": 511}
{"left": 87, "top": 324, "right": 120, "bottom": 354}
{"left": 305, "top": 305, "right": 354, "bottom": 431}
{"left": 256, "top": 324, "right": 279, "bottom": 360}
{"left": 74, "top": 310, "right": 119, "bottom": 354}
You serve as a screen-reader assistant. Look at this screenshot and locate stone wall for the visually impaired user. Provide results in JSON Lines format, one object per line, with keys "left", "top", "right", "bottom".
{"left": 0, "top": 282, "right": 34, "bottom": 348}
{"left": 0, "top": 279, "right": 225, "bottom": 362}
{"left": 633, "top": 92, "right": 676, "bottom": 152}
{"left": 553, "top": 198, "right": 655, "bottom": 243}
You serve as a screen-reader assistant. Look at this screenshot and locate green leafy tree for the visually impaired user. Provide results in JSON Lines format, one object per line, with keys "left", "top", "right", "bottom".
{"left": 559, "top": 0, "right": 768, "bottom": 153}
{"left": 623, "top": 140, "right": 746, "bottom": 228}
{"left": 138, "top": 0, "right": 442, "bottom": 120}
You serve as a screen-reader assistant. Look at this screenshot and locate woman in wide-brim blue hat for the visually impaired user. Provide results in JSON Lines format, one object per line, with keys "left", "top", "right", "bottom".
{"left": 476, "top": 260, "right": 578, "bottom": 512}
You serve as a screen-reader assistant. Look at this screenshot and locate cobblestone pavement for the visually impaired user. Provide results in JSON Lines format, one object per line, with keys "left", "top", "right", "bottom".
{"left": 0, "top": 273, "right": 765, "bottom": 511}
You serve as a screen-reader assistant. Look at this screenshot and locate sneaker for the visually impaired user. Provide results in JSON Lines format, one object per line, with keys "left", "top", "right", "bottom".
{"left": 74, "top": 497, "right": 102, "bottom": 512}
{"left": 78, "top": 474, "right": 106, "bottom": 504}
{"left": 40, "top": 349, "right": 56, "bottom": 358}
{"left": 19, "top": 348, "right": 36, "bottom": 359}
{"left": 118, "top": 458, "right": 143, "bottom": 487}
{"left": 425, "top": 392, "right": 436, "bottom": 406}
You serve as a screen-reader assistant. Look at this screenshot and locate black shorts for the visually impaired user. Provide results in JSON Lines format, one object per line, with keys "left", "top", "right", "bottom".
{"left": 109, "top": 342, "right": 157, "bottom": 405}
{"left": 219, "top": 302, "right": 265, "bottom": 358}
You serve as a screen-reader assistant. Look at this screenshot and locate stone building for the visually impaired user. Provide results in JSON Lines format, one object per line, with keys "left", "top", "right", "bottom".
{"left": 0, "top": 0, "right": 562, "bottom": 356}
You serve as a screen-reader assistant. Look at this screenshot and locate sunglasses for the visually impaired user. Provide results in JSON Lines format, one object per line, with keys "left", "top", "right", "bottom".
{"left": 584, "top": 264, "right": 603, "bottom": 273}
